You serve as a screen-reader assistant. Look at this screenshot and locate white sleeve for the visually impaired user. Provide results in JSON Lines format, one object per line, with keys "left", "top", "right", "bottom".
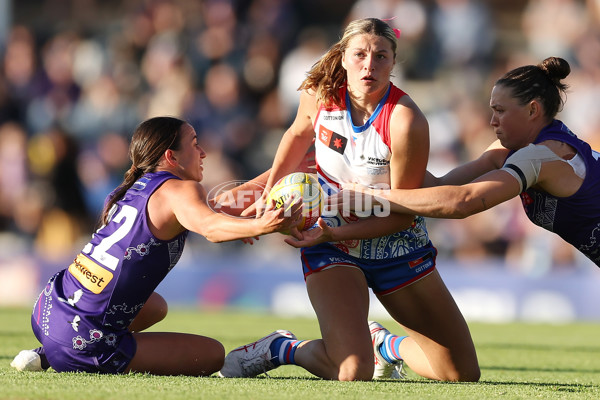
{"left": 500, "top": 144, "right": 562, "bottom": 192}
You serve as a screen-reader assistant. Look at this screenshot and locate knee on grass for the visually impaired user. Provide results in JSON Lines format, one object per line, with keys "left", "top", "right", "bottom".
{"left": 439, "top": 365, "right": 481, "bottom": 382}
{"left": 199, "top": 339, "right": 225, "bottom": 376}
{"left": 336, "top": 355, "right": 374, "bottom": 381}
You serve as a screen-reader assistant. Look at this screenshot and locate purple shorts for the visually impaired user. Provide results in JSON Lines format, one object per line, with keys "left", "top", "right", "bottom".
{"left": 31, "top": 314, "right": 137, "bottom": 373}
{"left": 300, "top": 242, "right": 437, "bottom": 295}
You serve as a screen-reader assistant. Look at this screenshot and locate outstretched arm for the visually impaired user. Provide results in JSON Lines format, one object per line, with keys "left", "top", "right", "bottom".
{"left": 338, "top": 140, "right": 583, "bottom": 220}
{"left": 154, "top": 179, "right": 302, "bottom": 243}
{"left": 338, "top": 169, "right": 522, "bottom": 220}
{"left": 425, "top": 140, "right": 510, "bottom": 187}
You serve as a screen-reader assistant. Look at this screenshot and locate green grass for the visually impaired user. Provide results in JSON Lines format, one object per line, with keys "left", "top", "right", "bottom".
{"left": 1, "top": 307, "right": 600, "bottom": 400}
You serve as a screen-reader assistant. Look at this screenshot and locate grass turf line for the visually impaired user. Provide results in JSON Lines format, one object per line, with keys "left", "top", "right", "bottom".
{"left": 1, "top": 307, "right": 600, "bottom": 400}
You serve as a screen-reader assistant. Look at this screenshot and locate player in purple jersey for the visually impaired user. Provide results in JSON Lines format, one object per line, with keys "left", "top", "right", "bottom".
{"left": 219, "top": 18, "right": 480, "bottom": 382}
{"left": 11, "top": 116, "right": 302, "bottom": 375}
{"left": 333, "top": 56, "right": 600, "bottom": 267}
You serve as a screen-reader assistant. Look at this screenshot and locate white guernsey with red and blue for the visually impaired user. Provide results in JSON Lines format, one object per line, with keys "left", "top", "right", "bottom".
{"left": 312, "top": 83, "right": 431, "bottom": 260}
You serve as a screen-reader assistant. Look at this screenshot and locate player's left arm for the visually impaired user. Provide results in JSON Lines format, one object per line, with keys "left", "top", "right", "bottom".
{"left": 367, "top": 170, "right": 521, "bottom": 219}
{"left": 368, "top": 144, "right": 562, "bottom": 218}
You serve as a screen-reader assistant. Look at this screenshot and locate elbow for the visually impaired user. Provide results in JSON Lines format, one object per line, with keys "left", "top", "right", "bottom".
{"left": 201, "top": 227, "right": 225, "bottom": 243}
{"left": 206, "top": 234, "right": 226, "bottom": 243}
{"left": 452, "top": 205, "right": 473, "bottom": 219}
{"left": 452, "top": 196, "right": 482, "bottom": 219}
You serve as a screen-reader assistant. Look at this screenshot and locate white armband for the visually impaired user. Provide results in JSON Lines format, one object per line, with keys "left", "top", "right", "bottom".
{"left": 500, "top": 144, "right": 562, "bottom": 192}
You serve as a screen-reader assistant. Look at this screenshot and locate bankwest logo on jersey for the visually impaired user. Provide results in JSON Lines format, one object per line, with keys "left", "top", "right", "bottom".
{"left": 319, "top": 125, "right": 347, "bottom": 155}
{"left": 68, "top": 254, "right": 113, "bottom": 294}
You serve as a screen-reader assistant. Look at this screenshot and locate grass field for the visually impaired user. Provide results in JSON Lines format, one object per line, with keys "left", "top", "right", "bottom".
{"left": 1, "top": 307, "right": 600, "bottom": 400}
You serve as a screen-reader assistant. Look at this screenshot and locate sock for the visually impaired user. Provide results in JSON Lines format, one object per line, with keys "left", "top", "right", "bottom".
{"left": 33, "top": 346, "right": 51, "bottom": 370}
{"left": 379, "top": 334, "right": 407, "bottom": 364}
{"left": 269, "top": 337, "right": 304, "bottom": 367}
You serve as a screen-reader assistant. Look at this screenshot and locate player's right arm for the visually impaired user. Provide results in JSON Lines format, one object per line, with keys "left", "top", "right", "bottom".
{"left": 245, "top": 90, "right": 317, "bottom": 218}
{"left": 424, "top": 139, "right": 510, "bottom": 187}
{"left": 266, "top": 90, "right": 319, "bottom": 190}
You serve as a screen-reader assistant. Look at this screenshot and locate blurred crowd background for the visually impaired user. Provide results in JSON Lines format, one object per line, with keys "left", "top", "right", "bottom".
{"left": 1, "top": 0, "right": 600, "bottom": 297}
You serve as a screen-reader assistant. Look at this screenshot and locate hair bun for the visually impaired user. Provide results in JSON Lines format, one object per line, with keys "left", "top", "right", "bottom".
{"left": 539, "top": 57, "right": 570, "bottom": 83}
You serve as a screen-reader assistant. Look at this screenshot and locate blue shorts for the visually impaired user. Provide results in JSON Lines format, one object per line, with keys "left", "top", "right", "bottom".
{"left": 300, "top": 242, "right": 437, "bottom": 295}
{"left": 31, "top": 314, "right": 136, "bottom": 374}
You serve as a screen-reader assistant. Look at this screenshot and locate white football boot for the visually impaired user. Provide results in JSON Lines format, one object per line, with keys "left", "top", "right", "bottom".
{"left": 10, "top": 350, "right": 44, "bottom": 372}
{"left": 218, "top": 330, "right": 296, "bottom": 378}
{"left": 369, "top": 321, "right": 406, "bottom": 379}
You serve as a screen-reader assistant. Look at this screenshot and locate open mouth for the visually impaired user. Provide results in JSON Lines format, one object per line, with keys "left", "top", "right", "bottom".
{"left": 361, "top": 75, "right": 375, "bottom": 81}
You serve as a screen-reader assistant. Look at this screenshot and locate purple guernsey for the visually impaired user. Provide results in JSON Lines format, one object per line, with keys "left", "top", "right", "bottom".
{"left": 34, "top": 171, "right": 188, "bottom": 349}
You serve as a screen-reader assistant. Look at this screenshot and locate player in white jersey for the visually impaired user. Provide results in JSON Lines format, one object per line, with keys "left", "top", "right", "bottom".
{"left": 219, "top": 18, "right": 480, "bottom": 382}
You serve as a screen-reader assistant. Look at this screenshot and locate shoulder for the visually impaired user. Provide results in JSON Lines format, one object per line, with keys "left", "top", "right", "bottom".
{"left": 299, "top": 89, "right": 318, "bottom": 106}
{"left": 388, "top": 84, "right": 424, "bottom": 119}
{"left": 390, "top": 92, "right": 428, "bottom": 134}
{"left": 298, "top": 89, "right": 320, "bottom": 117}
{"left": 153, "top": 178, "right": 207, "bottom": 204}
{"left": 538, "top": 139, "right": 578, "bottom": 160}
{"left": 506, "top": 143, "right": 562, "bottom": 164}
{"left": 480, "top": 139, "right": 511, "bottom": 169}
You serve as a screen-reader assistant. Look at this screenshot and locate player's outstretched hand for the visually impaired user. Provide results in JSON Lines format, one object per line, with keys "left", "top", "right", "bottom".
{"left": 241, "top": 190, "right": 269, "bottom": 218}
{"left": 284, "top": 218, "right": 332, "bottom": 248}
{"left": 259, "top": 194, "right": 303, "bottom": 234}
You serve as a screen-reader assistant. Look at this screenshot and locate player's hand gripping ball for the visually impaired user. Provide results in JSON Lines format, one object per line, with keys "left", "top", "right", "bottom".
{"left": 266, "top": 172, "right": 323, "bottom": 233}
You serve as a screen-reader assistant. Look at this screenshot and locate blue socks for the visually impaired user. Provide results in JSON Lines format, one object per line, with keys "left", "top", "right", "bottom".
{"left": 269, "top": 337, "right": 304, "bottom": 367}
{"left": 269, "top": 334, "right": 405, "bottom": 366}
{"left": 379, "top": 334, "right": 407, "bottom": 363}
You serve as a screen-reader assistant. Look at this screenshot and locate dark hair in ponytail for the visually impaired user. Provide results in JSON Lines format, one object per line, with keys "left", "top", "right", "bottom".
{"left": 100, "top": 116, "right": 186, "bottom": 225}
{"left": 495, "top": 56, "right": 570, "bottom": 119}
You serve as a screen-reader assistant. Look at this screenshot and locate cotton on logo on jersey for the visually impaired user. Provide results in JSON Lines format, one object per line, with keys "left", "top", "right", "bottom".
{"left": 68, "top": 254, "right": 113, "bottom": 294}
{"left": 319, "top": 125, "right": 347, "bottom": 155}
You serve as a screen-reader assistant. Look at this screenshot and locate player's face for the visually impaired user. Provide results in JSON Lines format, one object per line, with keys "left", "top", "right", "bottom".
{"left": 342, "top": 33, "right": 395, "bottom": 99}
{"left": 489, "top": 85, "right": 534, "bottom": 150}
{"left": 173, "top": 124, "right": 206, "bottom": 182}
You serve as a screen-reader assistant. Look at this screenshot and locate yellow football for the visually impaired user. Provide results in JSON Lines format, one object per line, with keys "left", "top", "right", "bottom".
{"left": 266, "top": 172, "right": 323, "bottom": 232}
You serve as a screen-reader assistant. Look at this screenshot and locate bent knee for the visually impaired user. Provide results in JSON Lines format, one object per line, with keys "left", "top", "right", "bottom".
{"left": 459, "top": 365, "right": 481, "bottom": 382}
{"left": 191, "top": 341, "right": 224, "bottom": 376}
{"left": 204, "top": 340, "right": 225, "bottom": 375}
{"left": 441, "top": 365, "right": 480, "bottom": 382}
{"left": 153, "top": 294, "right": 169, "bottom": 321}
{"left": 337, "top": 355, "right": 374, "bottom": 381}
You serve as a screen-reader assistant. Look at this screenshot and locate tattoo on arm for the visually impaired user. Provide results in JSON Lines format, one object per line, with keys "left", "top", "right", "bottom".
{"left": 481, "top": 198, "right": 488, "bottom": 210}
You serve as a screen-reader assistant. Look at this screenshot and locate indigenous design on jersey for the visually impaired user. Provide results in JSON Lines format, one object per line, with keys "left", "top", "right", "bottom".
{"left": 124, "top": 238, "right": 161, "bottom": 260}
{"left": 33, "top": 275, "right": 56, "bottom": 338}
{"left": 72, "top": 330, "right": 117, "bottom": 350}
{"left": 513, "top": 120, "right": 600, "bottom": 266}
{"left": 32, "top": 171, "right": 189, "bottom": 348}
{"left": 313, "top": 84, "right": 431, "bottom": 260}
